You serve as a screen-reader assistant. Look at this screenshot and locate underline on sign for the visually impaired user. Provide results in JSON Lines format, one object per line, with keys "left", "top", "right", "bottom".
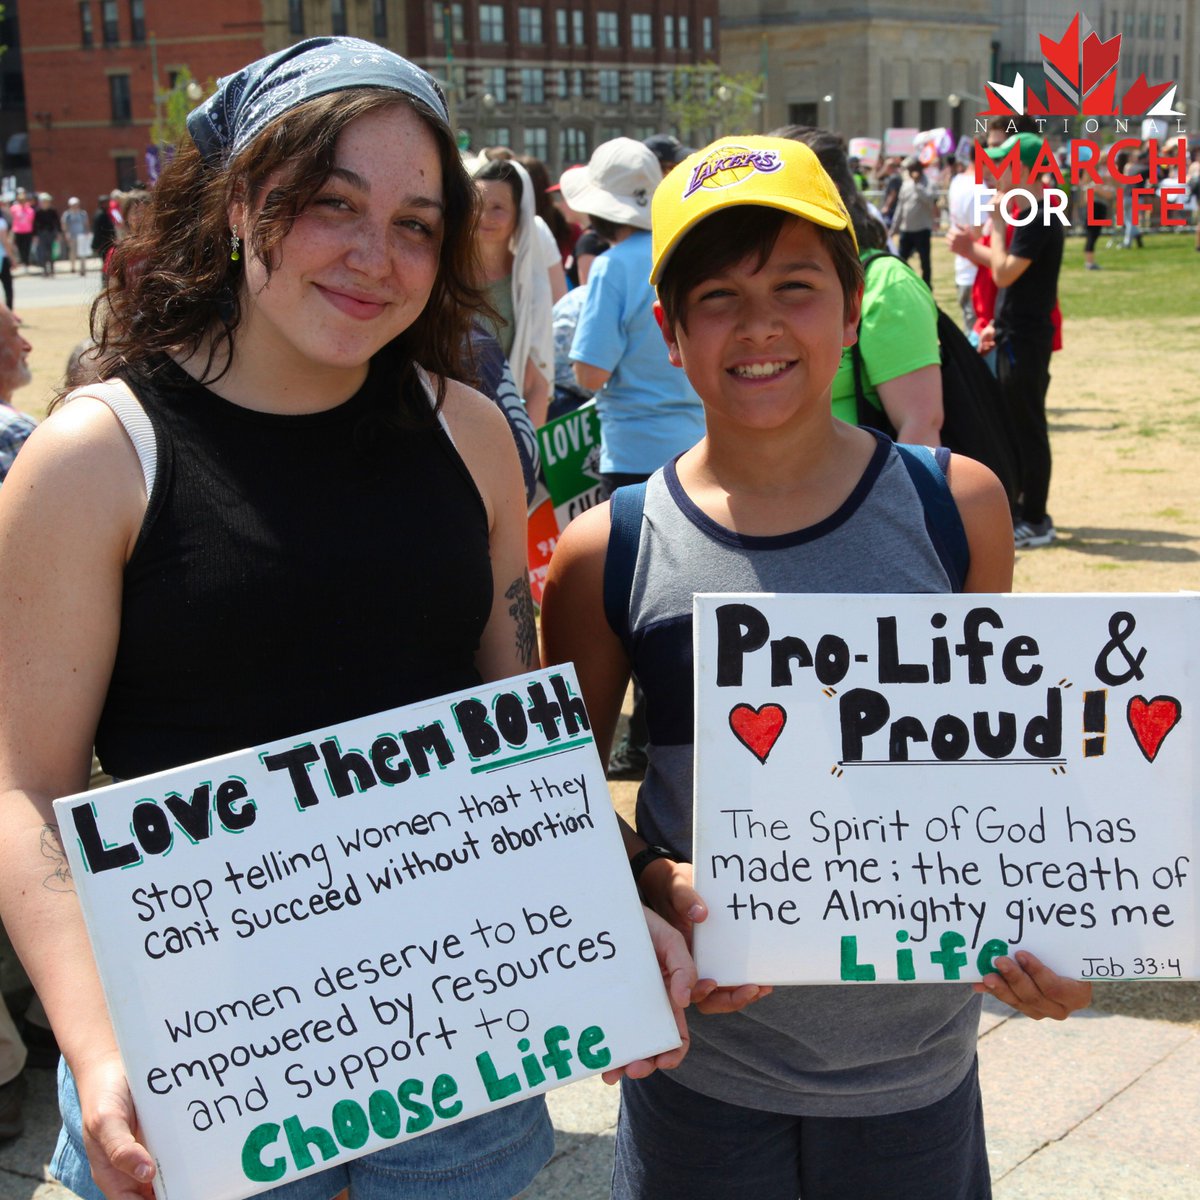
{"left": 838, "top": 758, "right": 1068, "bottom": 767}
{"left": 472, "top": 737, "right": 596, "bottom": 774}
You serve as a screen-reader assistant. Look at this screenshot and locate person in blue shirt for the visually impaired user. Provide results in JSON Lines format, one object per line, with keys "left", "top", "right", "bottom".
{"left": 562, "top": 139, "right": 706, "bottom": 495}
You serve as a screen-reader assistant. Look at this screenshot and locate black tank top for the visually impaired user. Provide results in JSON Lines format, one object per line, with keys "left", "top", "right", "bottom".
{"left": 94, "top": 357, "right": 492, "bottom": 780}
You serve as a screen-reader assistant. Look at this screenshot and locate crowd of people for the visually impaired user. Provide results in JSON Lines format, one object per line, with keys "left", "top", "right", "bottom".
{"left": 0, "top": 186, "right": 148, "bottom": 301}
{"left": 0, "top": 33, "right": 1175, "bottom": 1200}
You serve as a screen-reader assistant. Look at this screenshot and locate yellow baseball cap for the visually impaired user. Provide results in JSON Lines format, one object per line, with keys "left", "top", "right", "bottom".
{"left": 650, "top": 135, "right": 857, "bottom": 285}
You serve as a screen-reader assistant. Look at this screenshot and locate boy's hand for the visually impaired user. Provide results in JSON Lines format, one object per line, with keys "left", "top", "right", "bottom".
{"left": 973, "top": 950, "right": 1092, "bottom": 1020}
{"left": 638, "top": 859, "right": 773, "bottom": 1015}
{"left": 601, "top": 907, "right": 696, "bottom": 1084}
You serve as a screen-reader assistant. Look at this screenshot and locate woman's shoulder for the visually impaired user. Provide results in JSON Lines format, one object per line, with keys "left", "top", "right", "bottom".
{"left": 0, "top": 392, "right": 148, "bottom": 553}
{"left": 862, "top": 253, "right": 937, "bottom": 315}
{"left": 433, "top": 373, "right": 509, "bottom": 433}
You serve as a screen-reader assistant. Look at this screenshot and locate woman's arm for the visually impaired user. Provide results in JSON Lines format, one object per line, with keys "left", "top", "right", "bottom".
{"left": 876, "top": 364, "right": 943, "bottom": 446}
{"left": 439, "top": 379, "right": 538, "bottom": 682}
{"left": 547, "top": 259, "right": 568, "bottom": 304}
{"left": 521, "top": 356, "right": 550, "bottom": 428}
{"left": 948, "top": 454, "right": 1092, "bottom": 1017}
{"left": 0, "top": 399, "right": 157, "bottom": 1199}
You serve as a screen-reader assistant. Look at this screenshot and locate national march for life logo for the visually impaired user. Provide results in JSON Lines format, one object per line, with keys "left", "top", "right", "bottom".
{"left": 971, "top": 11, "right": 1189, "bottom": 230}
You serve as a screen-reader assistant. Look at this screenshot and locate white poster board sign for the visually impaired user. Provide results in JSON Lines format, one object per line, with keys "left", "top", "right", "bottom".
{"left": 55, "top": 667, "right": 677, "bottom": 1200}
{"left": 693, "top": 594, "right": 1198, "bottom": 986}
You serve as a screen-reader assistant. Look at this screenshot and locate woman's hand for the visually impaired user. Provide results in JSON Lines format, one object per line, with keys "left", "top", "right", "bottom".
{"left": 638, "top": 859, "right": 773, "bottom": 1016}
{"left": 972, "top": 950, "right": 1093, "bottom": 1020}
{"left": 75, "top": 1051, "right": 156, "bottom": 1200}
{"left": 601, "top": 907, "right": 697, "bottom": 1084}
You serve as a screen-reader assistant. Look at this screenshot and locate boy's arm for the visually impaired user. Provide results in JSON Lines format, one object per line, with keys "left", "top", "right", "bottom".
{"left": 948, "top": 454, "right": 1093, "bottom": 1018}
{"left": 540, "top": 506, "right": 770, "bottom": 1017}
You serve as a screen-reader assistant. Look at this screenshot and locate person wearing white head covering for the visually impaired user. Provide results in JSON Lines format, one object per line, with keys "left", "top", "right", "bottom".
{"left": 560, "top": 138, "right": 704, "bottom": 490}
{"left": 472, "top": 157, "right": 555, "bottom": 425}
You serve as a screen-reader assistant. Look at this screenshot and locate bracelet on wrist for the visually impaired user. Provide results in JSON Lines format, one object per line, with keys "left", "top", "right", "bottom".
{"left": 629, "top": 844, "right": 677, "bottom": 885}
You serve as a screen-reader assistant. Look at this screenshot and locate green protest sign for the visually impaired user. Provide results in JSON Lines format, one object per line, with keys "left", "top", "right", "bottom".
{"left": 537, "top": 401, "right": 605, "bottom": 531}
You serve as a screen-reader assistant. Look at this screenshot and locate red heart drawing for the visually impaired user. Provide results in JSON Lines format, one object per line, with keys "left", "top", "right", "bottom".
{"left": 729, "top": 704, "right": 788, "bottom": 764}
{"left": 1126, "top": 695, "right": 1182, "bottom": 763}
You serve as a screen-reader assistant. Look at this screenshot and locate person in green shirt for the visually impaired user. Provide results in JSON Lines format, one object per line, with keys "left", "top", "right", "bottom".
{"left": 774, "top": 127, "right": 943, "bottom": 445}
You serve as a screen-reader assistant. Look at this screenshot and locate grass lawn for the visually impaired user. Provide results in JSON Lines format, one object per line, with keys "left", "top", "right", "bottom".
{"left": 931, "top": 225, "right": 1200, "bottom": 322}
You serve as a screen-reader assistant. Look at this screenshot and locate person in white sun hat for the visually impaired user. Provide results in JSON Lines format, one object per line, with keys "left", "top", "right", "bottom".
{"left": 560, "top": 137, "right": 706, "bottom": 782}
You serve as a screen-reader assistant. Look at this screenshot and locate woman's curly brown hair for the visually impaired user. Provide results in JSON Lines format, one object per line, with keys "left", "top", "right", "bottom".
{"left": 75, "top": 88, "right": 482, "bottom": 412}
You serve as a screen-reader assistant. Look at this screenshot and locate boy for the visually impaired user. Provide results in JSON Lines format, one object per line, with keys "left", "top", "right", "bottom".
{"left": 541, "top": 137, "right": 1090, "bottom": 1199}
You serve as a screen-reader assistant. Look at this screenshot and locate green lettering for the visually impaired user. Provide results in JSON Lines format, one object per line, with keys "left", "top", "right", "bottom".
{"left": 577, "top": 1025, "right": 611, "bottom": 1070}
{"left": 283, "top": 1115, "right": 338, "bottom": 1171}
{"left": 241, "top": 1123, "right": 286, "bottom": 1183}
{"left": 475, "top": 1050, "right": 521, "bottom": 1101}
{"left": 398, "top": 1078, "right": 434, "bottom": 1133}
{"left": 840, "top": 935, "right": 876, "bottom": 981}
{"left": 331, "top": 1099, "right": 370, "bottom": 1150}
{"left": 976, "top": 938, "right": 1009, "bottom": 976}
{"left": 368, "top": 1089, "right": 402, "bottom": 1140}
{"left": 432, "top": 1072, "right": 462, "bottom": 1119}
{"left": 930, "top": 931, "right": 969, "bottom": 980}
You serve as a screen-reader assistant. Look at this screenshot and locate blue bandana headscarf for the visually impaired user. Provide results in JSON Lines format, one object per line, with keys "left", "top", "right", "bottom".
{"left": 187, "top": 37, "right": 449, "bottom": 166}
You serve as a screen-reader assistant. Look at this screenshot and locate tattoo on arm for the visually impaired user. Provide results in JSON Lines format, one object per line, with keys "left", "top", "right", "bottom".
{"left": 40, "top": 824, "right": 75, "bottom": 893}
{"left": 505, "top": 575, "right": 537, "bottom": 668}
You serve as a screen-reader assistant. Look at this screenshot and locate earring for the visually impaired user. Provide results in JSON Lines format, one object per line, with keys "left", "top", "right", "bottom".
{"left": 230, "top": 225, "right": 240, "bottom": 263}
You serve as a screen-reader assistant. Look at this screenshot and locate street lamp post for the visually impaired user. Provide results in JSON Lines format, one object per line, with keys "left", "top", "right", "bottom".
{"left": 947, "top": 91, "right": 989, "bottom": 110}
{"left": 715, "top": 79, "right": 767, "bottom": 135}
{"left": 823, "top": 93, "right": 835, "bottom": 134}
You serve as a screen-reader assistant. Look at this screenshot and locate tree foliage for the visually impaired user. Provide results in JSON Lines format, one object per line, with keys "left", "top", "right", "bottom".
{"left": 665, "top": 63, "right": 766, "bottom": 144}
{"left": 150, "top": 67, "right": 215, "bottom": 150}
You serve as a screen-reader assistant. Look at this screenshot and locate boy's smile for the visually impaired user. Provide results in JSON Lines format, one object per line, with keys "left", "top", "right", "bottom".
{"left": 662, "top": 216, "right": 859, "bottom": 433}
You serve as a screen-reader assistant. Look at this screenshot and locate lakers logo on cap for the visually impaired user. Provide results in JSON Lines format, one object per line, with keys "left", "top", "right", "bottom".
{"left": 682, "top": 147, "right": 783, "bottom": 200}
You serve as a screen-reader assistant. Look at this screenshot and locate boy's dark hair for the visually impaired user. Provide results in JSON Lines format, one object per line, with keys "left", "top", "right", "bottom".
{"left": 656, "top": 206, "right": 863, "bottom": 332}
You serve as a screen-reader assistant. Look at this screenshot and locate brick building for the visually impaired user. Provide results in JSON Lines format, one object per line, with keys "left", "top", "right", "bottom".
{"left": 404, "top": 2, "right": 721, "bottom": 171}
{"left": 19, "top": 2, "right": 267, "bottom": 204}
{"left": 16, "top": 2, "right": 719, "bottom": 202}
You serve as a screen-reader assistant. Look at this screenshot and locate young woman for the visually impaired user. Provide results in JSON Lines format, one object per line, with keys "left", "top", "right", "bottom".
{"left": 541, "top": 136, "right": 1091, "bottom": 1200}
{"left": 471, "top": 158, "right": 555, "bottom": 426}
{"left": 0, "top": 38, "right": 689, "bottom": 1200}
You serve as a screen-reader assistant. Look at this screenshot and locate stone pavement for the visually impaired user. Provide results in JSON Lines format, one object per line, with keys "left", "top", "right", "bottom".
{"left": 0, "top": 997, "right": 1193, "bottom": 1200}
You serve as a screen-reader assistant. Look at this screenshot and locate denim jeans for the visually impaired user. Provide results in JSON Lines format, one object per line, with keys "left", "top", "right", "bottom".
{"left": 52, "top": 1057, "right": 553, "bottom": 1200}
{"left": 612, "top": 1057, "right": 990, "bottom": 1200}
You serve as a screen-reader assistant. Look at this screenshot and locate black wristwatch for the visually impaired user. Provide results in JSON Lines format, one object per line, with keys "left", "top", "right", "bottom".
{"left": 629, "top": 844, "right": 678, "bottom": 883}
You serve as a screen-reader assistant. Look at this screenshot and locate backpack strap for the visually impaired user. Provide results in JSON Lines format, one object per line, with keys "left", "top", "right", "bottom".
{"left": 893, "top": 443, "right": 970, "bottom": 592}
{"left": 66, "top": 379, "right": 156, "bottom": 498}
{"left": 850, "top": 251, "right": 899, "bottom": 437}
{"left": 602, "top": 481, "right": 647, "bottom": 654}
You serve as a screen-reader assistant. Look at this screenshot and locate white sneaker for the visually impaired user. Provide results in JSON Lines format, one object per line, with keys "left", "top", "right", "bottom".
{"left": 1014, "top": 517, "right": 1056, "bottom": 548}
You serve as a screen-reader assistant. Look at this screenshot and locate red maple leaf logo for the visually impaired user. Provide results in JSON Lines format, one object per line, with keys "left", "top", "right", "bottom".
{"left": 1120, "top": 75, "right": 1176, "bottom": 116}
{"left": 1081, "top": 28, "right": 1121, "bottom": 112}
{"left": 981, "top": 10, "right": 1178, "bottom": 118}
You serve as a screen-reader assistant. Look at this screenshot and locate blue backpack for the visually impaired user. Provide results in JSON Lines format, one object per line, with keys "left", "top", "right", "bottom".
{"left": 602, "top": 444, "right": 969, "bottom": 641}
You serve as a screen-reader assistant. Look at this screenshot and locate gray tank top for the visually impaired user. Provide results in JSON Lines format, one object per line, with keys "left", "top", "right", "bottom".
{"left": 621, "top": 436, "right": 981, "bottom": 1117}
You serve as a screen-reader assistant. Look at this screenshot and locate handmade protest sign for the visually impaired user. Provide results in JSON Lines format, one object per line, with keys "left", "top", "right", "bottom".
{"left": 55, "top": 667, "right": 678, "bottom": 1200}
{"left": 537, "top": 401, "right": 604, "bottom": 533}
{"left": 693, "top": 594, "right": 1198, "bottom": 986}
